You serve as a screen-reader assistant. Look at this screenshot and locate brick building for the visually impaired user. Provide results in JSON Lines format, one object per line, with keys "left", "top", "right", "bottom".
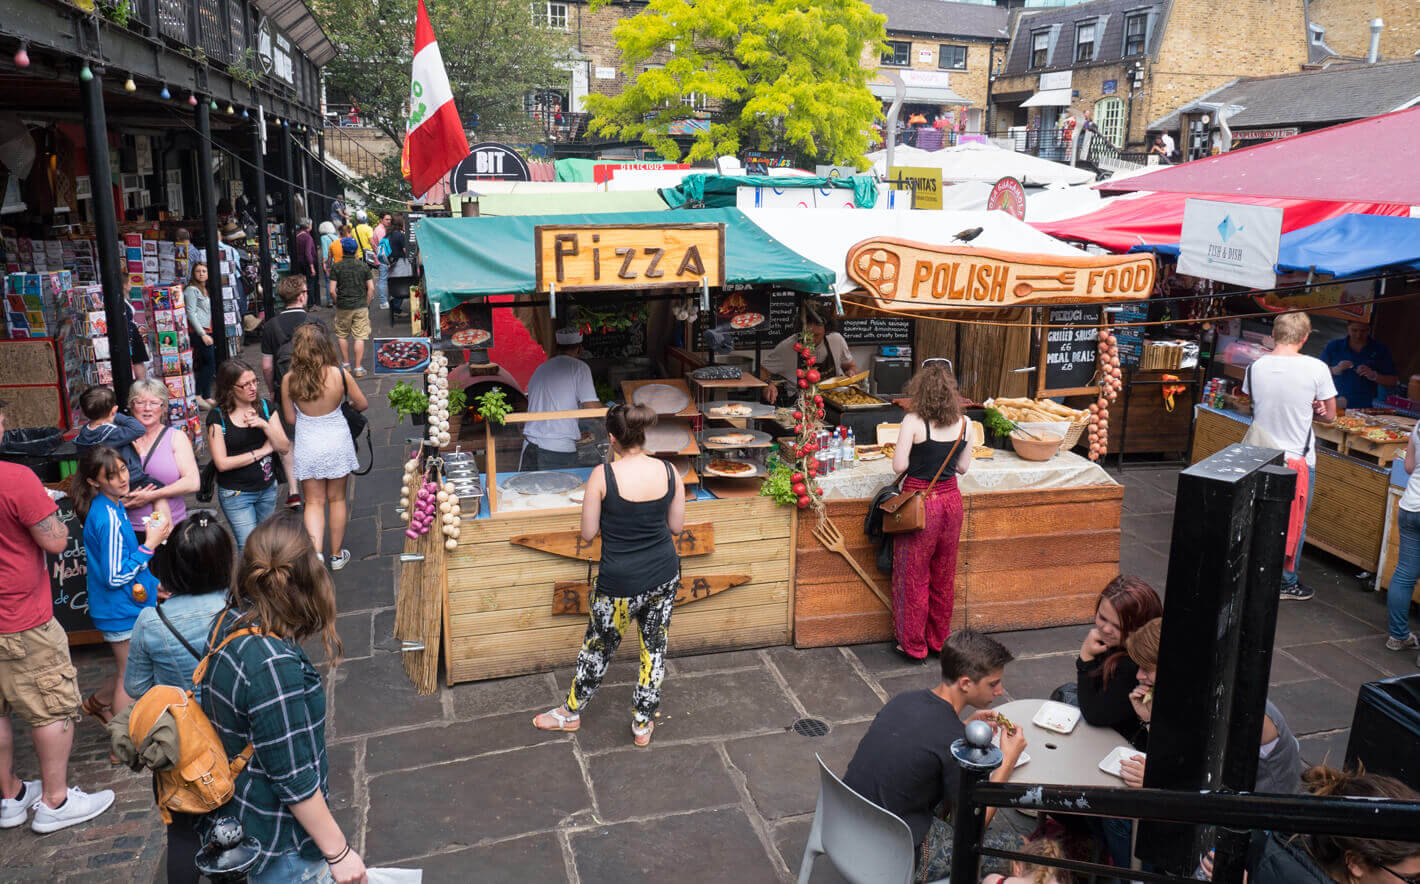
{"left": 1305, "top": 0, "right": 1420, "bottom": 61}
{"left": 990, "top": 0, "right": 1312, "bottom": 156}
{"left": 865, "top": 0, "right": 1010, "bottom": 140}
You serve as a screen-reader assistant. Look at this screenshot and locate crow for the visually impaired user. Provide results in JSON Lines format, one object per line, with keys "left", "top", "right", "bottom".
{"left": 952, "top": 227, "right": 984, "bottom": 243}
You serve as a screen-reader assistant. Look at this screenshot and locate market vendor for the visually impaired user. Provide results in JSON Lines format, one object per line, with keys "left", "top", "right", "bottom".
{"left": 520, "top": 327, "right": 600, "bottom": 471}
{"left": 1321, "top": 320, "right": 1397, "bottom": 409}
{"left": 761, "top": 305, "right": 859, "bottom": 404}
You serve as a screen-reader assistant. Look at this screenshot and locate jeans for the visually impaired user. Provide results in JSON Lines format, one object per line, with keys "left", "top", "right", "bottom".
{"left": 377, "top": 262, "right": 389, "bottom": 306}
{"left": 249, "top": 849, "right": 334, "bottom": 884}
{"left": 1389, "top": 508, "right": 1420, "bottom": 640}
{"left": 217, "top": 483, "right": 278, "bottom": 550}
{"left": 1282, "top": 465, "right": 1317, "bottom": 590}
{"left": 521, "top": 442, "right": 578, "bottom": 471}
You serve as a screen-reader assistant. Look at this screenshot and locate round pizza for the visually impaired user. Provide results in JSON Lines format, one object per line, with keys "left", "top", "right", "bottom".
{"left": 708, "top": 432, "right": 755, "bottom": 446}
{"left": 376, "top": 339, "right": 430, "bottom": 370}
{"left": 451, "top": 328, "right": 491, "bottom": 347}
{"left": 710, "top": 403, "right": 753, "bottom": 417}
{"left": 730, "top": 312, "right": 765, "bottom": 330}
{"left": 707, "top": 459, "right": 756, "bottom": 476}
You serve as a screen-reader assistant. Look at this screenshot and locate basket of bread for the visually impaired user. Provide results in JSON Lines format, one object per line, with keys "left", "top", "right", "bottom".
{"left": 983, "top": 397, "right": 1091, "bottom": 449}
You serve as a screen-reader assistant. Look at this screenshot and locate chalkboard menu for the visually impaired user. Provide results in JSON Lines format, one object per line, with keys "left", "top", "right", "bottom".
{"left": 582, "top": 321, "right": 648, "bottom": 360}
{"left": 693, "top": 288, "right": 914, "bottom": 350}
{"left": 1113, "top": 304, "right": 1148, "bottom": 368}
{"left": 1037, "top": 305, "right": 1102, "bottom": 396}
{"left": 45, "top": 498, "right": 99, "bottom": 641}
{"left": 839, "top": 316, "right": 913, "bottom": 347}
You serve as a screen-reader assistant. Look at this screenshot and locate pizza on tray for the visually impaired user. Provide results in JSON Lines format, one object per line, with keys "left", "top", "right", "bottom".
{"left": 707, "top": 459, "right": 756, "bottom": 476}
{"left": 708, "top": 432, "right": 756, "bottom": 446}
{"left": 710, "top": 403, "right": 753, "bottom": 417}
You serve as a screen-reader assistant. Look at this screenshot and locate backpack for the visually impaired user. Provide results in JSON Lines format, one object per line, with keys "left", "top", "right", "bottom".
{"left": 125, "top": 613, "right": 261, "bottom": 824}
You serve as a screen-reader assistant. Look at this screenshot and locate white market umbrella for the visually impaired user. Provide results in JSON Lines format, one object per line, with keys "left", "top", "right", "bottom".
{"left": 868, "top": 142, "right": 1094, "bottom": 187}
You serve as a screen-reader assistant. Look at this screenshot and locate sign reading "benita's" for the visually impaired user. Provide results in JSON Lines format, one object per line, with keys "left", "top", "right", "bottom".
{"left": 845, "top": 239, "right": 1156, "bottom": 309}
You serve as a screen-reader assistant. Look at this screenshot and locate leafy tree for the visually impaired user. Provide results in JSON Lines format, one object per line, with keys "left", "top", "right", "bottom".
{"left": 583, "top": 0, "right": 886, "bottom": 166}
{"left": 311, "top": 0, "right": 573, "bottom": 146}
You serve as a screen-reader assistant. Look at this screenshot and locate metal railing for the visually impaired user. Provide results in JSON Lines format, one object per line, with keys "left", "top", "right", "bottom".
{"left": 946, "top": 726, "right": 1420, "bottom": 884}
{"left": 1085, "top": 134, "right": 1150, "bottom": 174}
{"left": 324, "top": 125, "right": 388, "bottom": 179}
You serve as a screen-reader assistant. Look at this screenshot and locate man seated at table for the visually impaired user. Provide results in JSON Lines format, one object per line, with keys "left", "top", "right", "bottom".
{"left": 1321, "top": 320, "right": 1397, "bottom": 411}
{"left": 845, "top": 630, "right": 1027, "bottom": 879}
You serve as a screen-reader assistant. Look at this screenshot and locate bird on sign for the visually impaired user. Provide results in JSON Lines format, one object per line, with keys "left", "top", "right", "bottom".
{"left": 953, "top": 227, "right": 984, "bottom": 244}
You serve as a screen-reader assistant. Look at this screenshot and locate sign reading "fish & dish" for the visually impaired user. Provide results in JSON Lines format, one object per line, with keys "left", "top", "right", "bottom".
{"left": 844, "top": 239, "right": 1155, "bottom": 309}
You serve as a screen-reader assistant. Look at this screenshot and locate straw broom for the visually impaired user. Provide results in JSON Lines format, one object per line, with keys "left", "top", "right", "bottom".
{"left": 394, "top": 505, "right": 446, "bottom": 695}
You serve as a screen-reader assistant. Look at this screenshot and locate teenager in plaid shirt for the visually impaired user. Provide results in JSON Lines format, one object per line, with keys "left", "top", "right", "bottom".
{"left": 198, "top": 512, "right": 364, "bottom": 883}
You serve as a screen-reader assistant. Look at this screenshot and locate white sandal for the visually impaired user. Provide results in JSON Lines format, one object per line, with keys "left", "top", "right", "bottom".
{"left": 532, "top": 707, "right": 580, "bottom": 732}
{"left": 632, "top": 720, "right": 654, "bottom": 747}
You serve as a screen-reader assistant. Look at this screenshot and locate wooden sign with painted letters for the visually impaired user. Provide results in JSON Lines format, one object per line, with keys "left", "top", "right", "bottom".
{"left": 511, "top": 523, "right": 716, "bottom": 560}
{"left": 845, "top": 239, "right": 1156, "bottom": 310}
{"left": 535, "top": 223, "right": 725, "bottom": 293}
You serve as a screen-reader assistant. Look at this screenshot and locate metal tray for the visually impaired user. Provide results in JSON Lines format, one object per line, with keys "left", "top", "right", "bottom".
{"left": 698, "top": 400, "right": 776, "bottom": 419}
{"left": 501, "top": 471, "right": 584, "bottom": 495}
{"left": 700, "top": 458, "right": 766, "bottom": 479}
{"left": 697, "top": 428, "right": 773, "bottom": 449}
{"left": 823, "top": 390, "right": 892, "bottom": 412}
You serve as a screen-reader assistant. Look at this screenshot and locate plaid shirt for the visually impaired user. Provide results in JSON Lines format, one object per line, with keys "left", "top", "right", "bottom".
{"left": 199, "top": 614, "right": 328, "bottom": 873}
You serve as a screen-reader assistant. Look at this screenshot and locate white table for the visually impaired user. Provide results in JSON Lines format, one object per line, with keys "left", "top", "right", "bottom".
{"left": 814, "top": 450, "right": 1118, "bottom": 501}
{"left": 991, "top": 698, "right": 1135, "bottom": 788}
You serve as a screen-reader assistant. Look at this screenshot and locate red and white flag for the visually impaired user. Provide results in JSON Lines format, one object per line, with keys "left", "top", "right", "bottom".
{"left": 401, "top": 0, "right": 469, "bottom": 196}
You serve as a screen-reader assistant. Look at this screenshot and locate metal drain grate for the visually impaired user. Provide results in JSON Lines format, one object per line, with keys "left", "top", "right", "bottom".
{"left": 791, "top": 718, "right": 830, "bottom": 737}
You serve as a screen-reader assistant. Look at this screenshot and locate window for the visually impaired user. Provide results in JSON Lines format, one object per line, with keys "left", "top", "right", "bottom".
{"left": 1075, "top": 22, "right": 1096, "bottom": 62}
{"left": 1094, "top": 96, "right": 1125, "bottom": 147}
{"left": 1031, "top": 30, "right": 1050, "bottom": 68}
{"left": 530, "top": 1, "right": 568, "bottom": 29}
{"left": 939, "top": 44, "right": 967, "bottom": 70}
{"left": 882, "top": 41, "right": 911, "bottom": 66}
{"left": 1123, "top": 11, "right": 1148, "bottom": 55}
{"left": 681, "top": 92, "right": 706, "bottom": 109}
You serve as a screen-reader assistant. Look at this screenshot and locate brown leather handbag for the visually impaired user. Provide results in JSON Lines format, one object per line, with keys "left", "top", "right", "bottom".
{"left": 878, "top": 430, "right": 966, "bottom": 534}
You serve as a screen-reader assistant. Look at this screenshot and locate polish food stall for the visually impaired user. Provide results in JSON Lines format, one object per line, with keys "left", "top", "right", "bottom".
{"left": 394, "top": 207, "right": 1154, "bottom": 690}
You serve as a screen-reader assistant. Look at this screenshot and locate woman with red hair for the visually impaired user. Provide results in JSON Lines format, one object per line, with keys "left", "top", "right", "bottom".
{"left": 1075, "top": 575, "right": 1163, "bottom": 748}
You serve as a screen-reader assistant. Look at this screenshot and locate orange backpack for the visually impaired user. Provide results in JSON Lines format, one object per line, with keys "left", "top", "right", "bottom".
{"left": 126, "top": 617, "right": 261, "bottom": 823}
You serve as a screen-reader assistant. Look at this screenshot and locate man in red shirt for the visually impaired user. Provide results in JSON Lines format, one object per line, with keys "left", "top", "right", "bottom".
{"left": 0, "top": 400, "right": 115, "bottom": 833}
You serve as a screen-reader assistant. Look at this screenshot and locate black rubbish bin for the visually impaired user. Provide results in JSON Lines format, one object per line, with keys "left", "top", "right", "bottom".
{"left": 1345, "top": 675, "right": 1420, "bottom": 791}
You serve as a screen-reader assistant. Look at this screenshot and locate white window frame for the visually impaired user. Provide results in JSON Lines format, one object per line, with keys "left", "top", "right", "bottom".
{"left": 1075, "top": 22, "right": 1096, "bottom": 63}
{"left": 1031, "top": 30, "right": 1050, "bottom": 68}
{"left": 530, "top": 1, "right": 569, "bottom": 29}
{"left": 1094, "top": 96, "right": 1125, "bottom": 147}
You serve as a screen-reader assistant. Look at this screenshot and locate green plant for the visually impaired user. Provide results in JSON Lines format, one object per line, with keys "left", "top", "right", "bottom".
{"left": 759, "top": 461, "right": 800, "bottom": 507}
{"left": 982, "top": 407, "right": 1018, "bottom": 438}
{"left": 102, "top": 0, "right": 133, "bottom": 28}
{"left": 476, "top": 388, "right": 512, "bottom": 426}
{"left": 388, "top": 382, "right": 429, "bottom": 423}
{"left": 227, "top": 50, "right": 261, "bottom": 87}
{"left": 448, "top": 387, "right": 468, "bottom": 415}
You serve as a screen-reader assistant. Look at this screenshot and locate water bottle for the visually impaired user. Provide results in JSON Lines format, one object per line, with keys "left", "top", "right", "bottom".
{"left": 846, "top": 427, "right": 856, "bottom": 463}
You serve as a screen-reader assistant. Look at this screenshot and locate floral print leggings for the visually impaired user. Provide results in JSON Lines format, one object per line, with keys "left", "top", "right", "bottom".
{"left": 566, "top": 573, "right": 679, "bottom": 726}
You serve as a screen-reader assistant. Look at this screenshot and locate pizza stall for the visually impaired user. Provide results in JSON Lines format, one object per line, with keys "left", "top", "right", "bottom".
{"left": 392, "top": 207, "right": 1150, "bottom": 690}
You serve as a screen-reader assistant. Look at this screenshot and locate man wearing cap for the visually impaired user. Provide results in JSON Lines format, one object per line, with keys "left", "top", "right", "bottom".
{"left": 329, "top": 236, "right": 374, "bottom": 376}
{"left": 521, "top": 329, "right": 600, "bottom": 470}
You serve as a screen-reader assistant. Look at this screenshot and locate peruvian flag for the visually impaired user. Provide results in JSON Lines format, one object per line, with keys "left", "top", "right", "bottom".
{"left": 402, "top": 0, "right": 469, "bottom": 196}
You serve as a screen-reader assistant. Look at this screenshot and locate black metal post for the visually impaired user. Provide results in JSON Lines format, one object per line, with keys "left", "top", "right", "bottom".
{"left": 195, "top": 99, "right": 228, "bottom": 361}
{"left": 194, "top": 815, "right": 260, "bottom": 882}
{"left": 78, "top": 63, "right": 134, "bottom": 405}
{"left": 251, "top": 118, "right": 274, "bottom": 318}
{"left": 1138, "top": 444, "right": 1288, "bottom": 873}
{"left": 948, "top": 721, "right": 1003, "bottom": 884}
{"left": 280, "top": 123, "right": 299, "bottom": 279}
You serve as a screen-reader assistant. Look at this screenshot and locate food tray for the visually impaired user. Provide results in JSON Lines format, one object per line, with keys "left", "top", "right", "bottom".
{"left": 1099, "top": 746, "right": 1144, "bottom": 779}
{"left": 823, "top": 389, "right": 891, "bottom": 412}
{"left": 643, "top": 421, "right": 696, "bottom": 455}
{"left": 701, "top": 458, "right": 765, "bottom": 479}
{"left": 698, "top": 428, "right": 773, "bottom": 449}
{"left": 1031, "top": 700, "right": 1081, "bottom": 734}
{"left": 699, "top": 400, "right": 775, "bottom": 419}
{"left": 501, "top": 471, "right": 584, "bottom": 495}
{"left": 632, "top": 382, "right": 692, "bottom": 415}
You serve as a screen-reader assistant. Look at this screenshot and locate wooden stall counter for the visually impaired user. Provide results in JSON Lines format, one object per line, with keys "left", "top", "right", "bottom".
{"left": 443, "top": 495, "right": 794, "bottom": 684}
{"left": 793, "top": 479, "right": 1122, "bottom": 649}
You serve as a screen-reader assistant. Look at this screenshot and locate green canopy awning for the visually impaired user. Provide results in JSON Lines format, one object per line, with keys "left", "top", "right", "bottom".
{"left": 417, "top": 208, "right": 836, "bottom": 310}
{"left": 660, "top": 174, "right": 879, "bottom": 209}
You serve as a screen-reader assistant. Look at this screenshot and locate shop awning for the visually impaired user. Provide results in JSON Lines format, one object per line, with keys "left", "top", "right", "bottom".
{"left": 1101, "top": 107, "right": 1420, "bottom": 204}
{"left": 660, "top": 174, "right": 879, "bottom": 210}
{"left": 417, "top": 208, "right": 836, "bottom": 309}
{"left": 1032, "top": 191, "right": 1410, "bottom": 253}
{"left": 471, "top": 191, "right": 669, "bottom": 216}
{"left": 869, "top": 83, "right": 971, "bottom": 105}
{"left": 1021, "top": 89, "right": 1073, "bottom": 108}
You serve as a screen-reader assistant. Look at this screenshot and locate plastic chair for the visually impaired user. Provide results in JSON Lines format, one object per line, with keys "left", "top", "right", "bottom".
{"left": 797, "top": 754, "right": 948, "bottom": 884}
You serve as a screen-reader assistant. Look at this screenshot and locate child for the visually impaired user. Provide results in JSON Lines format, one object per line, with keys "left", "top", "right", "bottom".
{"left": 74, "top": 386, "right": 160, "bottom": 490}
{"left": 71, "top": 445, "right": 173, "bottom": 727}
{"left": 982, "top": 837, "right": 1070, "bottom": 884}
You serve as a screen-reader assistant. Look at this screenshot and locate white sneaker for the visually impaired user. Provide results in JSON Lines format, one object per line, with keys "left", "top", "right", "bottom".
{"left": 329, "top": 549, "right": 351, "bottom": 571}
{"left": 1386, "top": 632, "right": 1419, "bottom": 651}
{"left": 0, "top": 780, "right": 41, "bottom": 828}
{"left": 30, "top": 786, "right": 115, "bottom": 834}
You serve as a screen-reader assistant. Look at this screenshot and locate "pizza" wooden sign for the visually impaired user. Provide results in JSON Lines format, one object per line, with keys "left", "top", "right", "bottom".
{"left": 535, "top": 223, "right": 725, "bottom": 293}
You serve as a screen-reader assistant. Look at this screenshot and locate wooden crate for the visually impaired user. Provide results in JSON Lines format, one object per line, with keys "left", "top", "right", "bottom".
{"left": 793, "top": 485, "right": 1121, "bottom": 648}
{"left": 1346, "top": 435, "right": 1406, "bottom": 466}
{"left": 443, "top": 496, "right": 794, "bottom": 684}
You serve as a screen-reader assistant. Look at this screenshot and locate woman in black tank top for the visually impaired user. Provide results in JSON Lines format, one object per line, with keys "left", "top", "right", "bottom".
{"left": 889, "top": 362, "right": 971, "bottom": 662}
{"left": 533, "top": 404, "right": 685, "bottom": 747}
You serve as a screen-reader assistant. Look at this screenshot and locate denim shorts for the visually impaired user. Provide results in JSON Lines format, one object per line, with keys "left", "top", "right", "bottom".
{"left": 249, "top": 849, "right": 334, "bottom": 884}
{"left": 101, "top": 628, "right": 134, "bottom": 643}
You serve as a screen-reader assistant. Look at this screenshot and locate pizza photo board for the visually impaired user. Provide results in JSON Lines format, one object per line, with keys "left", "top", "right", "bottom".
{"left": 373, "top": 338, "right": 433, "bottom": 375}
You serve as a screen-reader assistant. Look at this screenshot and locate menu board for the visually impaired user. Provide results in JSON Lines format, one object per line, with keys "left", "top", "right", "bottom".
{"left": 45, "top": 498, "right": 99, "bottom": 641}
{"left": 582, "top": 321, "right": 648, "bottom": 360}
{"left": 693, "top": 289, "right": 913, "bottom": 350}
{"left": 1113, "top": 304, "right": 1148, "bottom": 368}
{"left": 839, "top": 316, "right": 912, "bottom": 346}
{"left": 1037, "top": 305, "right": 1102, "bottom": 396}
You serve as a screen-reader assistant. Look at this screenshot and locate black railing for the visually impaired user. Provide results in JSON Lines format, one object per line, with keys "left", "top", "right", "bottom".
{"left": 947, "top": 728, "right": 1420, "bottom": 884}
{"left": 1086, "top": 134, "right": 1150, "bottom": 173}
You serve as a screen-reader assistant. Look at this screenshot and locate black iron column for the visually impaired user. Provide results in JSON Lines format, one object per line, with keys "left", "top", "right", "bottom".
{"left": 195, "top": 99, "right": 228, "bottom": 360}
{"left": 78, "top": 63, "right": 133, "bottom": 404}
{"left": 279, "top": 122, "right": 299, "bottom": 280}
{"left": 948, "top": 720, "right": 1004, "bottom": 884}
{"left": 316, "top": 125, "right": 328, "bottom": 226}
{"left": 251, "top": 117, "right": 274, "bottom": 318}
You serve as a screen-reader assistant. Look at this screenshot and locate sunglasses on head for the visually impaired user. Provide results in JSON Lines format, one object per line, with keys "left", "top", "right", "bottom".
{"left": 921, "top": 357, "right": 953, "bottom": 372}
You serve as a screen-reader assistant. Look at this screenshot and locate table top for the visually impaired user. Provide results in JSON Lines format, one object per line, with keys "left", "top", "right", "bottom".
{"left": 991, "top": 698, "right": 1135, "bottom": 789}
{"left": 814, "top": 449, "right": 1118, "bottom": 501}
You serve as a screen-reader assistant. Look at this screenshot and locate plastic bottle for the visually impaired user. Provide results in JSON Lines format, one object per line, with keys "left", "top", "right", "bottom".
{"left": 845, "top": 427, "right": 856, "bottom": 463}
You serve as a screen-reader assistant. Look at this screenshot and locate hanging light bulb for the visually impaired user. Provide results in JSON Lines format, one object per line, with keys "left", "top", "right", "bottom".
{"left": 281, "top": 118, "right": 289, "bottom": 128}
{"left": 79, "top": 65, "right": 94, "bottom": 82}
{"left": 160, "top": 84, "right": 172, "bottom": 100}
{"left": 226, "top": 103, "right": 235, "bottom": 115}
{"left": 209, "top": 99, "right": 218, "bottom": 111}
{"left": 241, "top": 107, "right": 249, "bottom": 118}
{"left": 188, "top": 93, "right": 198, "bottom": 106}
{"left": 14, "top": 42, "right": 30, "bottom": 68}
{"left": 124, "top": 75, "right": 137, "bottom": 93}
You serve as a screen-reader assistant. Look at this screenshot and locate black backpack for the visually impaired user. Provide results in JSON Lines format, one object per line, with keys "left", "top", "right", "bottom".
{"left": 271, "top": 312, "right": 327, "bottom": 400}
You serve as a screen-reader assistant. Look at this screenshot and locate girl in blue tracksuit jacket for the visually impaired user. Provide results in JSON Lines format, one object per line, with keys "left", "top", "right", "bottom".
{"left": 72, "top": 445, "right": 172, "bottom": 722}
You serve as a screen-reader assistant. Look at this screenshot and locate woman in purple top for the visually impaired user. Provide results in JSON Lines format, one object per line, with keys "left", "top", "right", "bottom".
{"left": 121, "top": 379, "right": 200, "bottom": 541}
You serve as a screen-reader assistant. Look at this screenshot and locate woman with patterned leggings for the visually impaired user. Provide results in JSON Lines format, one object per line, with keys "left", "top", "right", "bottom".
{"left": 534, "top": 403, "right": 685, "bottom": 747}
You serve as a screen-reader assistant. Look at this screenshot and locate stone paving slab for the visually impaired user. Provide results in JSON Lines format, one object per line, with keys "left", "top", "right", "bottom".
{"left": 588, "top": 743, "right": 741, "bottom": 821}
{"left": 724, "top": 723, "right": 872, "bottom": 821}
{"left": 406, "top": 832, "right": 569, "bottom": 882}
{"left": 764, "top": 646, "right": 885, "bottom": 722}
{"left": 570, "top": 807, "right": 782, "bottom": 884}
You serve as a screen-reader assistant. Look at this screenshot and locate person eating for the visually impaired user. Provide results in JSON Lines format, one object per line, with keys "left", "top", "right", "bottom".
{"left": 521, "top": 328, "right": 600, "bottom": 471}
{"left": 1073, "top": 575, "right": 1163, "bottom": 749}
{"left": 1322, "top": 320, "right": 1397, "bottom": 410}
{"left": 761, "top": 304, "right": 859, "bottom": 404}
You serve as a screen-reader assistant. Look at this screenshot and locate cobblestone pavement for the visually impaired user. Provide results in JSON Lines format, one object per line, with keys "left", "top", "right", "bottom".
{"left": 1, "top": 315, "right": 1411, "bottom": 881}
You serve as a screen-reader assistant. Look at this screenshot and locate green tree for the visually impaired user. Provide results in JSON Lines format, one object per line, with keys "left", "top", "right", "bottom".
{"left": 311, "top": 0, "right": 573, "bottom": 146}
{"left": 584, "top": 0, "right": 886, "bottom": 166}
